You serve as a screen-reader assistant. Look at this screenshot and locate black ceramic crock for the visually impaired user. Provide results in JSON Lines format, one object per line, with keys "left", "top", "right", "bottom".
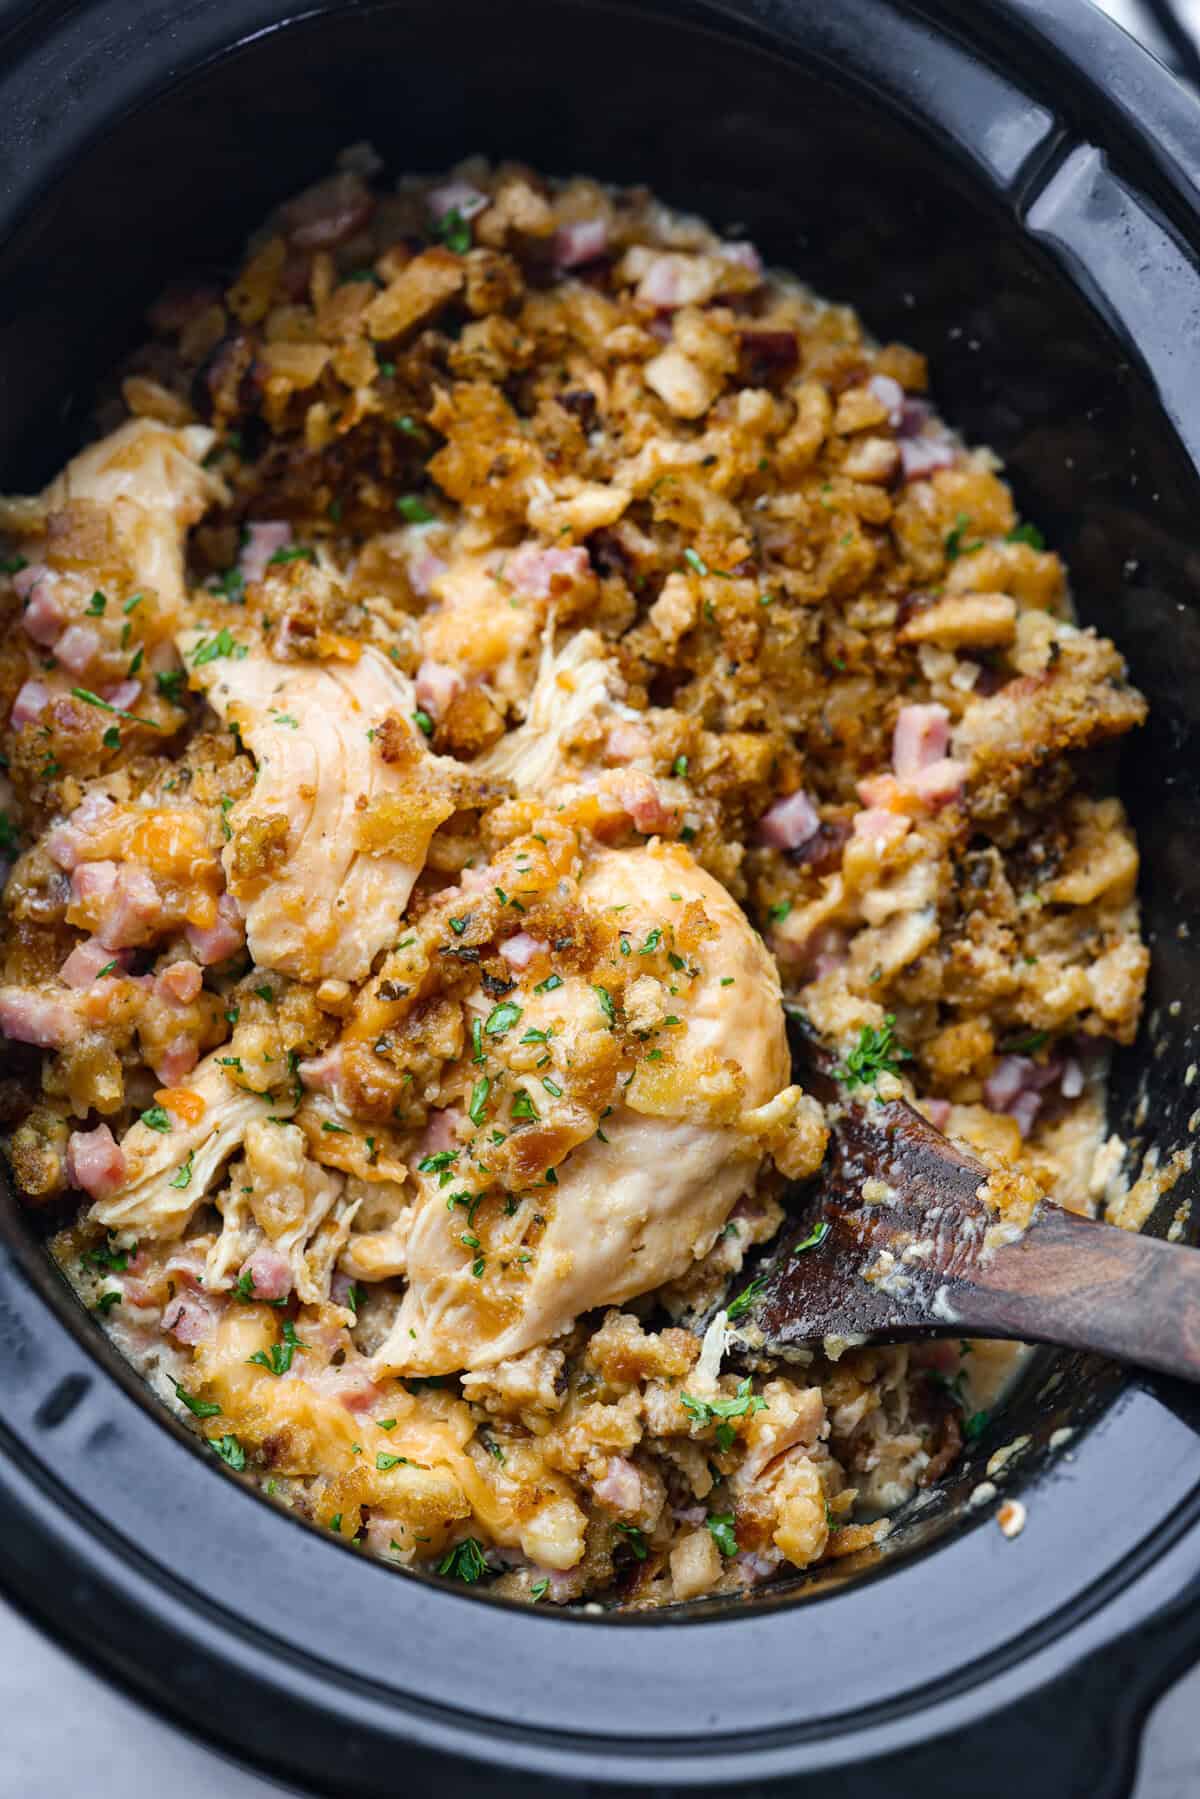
{"left": 1, "top": 1, "right": 1200, "bottom": 1792}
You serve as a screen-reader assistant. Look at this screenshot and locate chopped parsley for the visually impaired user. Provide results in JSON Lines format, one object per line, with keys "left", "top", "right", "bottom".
{"left": 725, "top": 1274, "right": 767, "bottom": 1323}
{"left": 70, "top": 688, "right": 161, "bottom": 730}
{"left": 1006, "top": 522, "right": 1045, "bottom": 550}
{"left": 168, "top": 1151, "right": 194, "bottom": 1190}
{"left": 139, "top": 1105, "right": 171, "bottom": 1133}
{"left": 396, "top": 495, "right": 436, "bottom": 524}
{"left": 248, "top": 1319, "right": 307, "bottom": 1377}
{"left": 268, "top": 544, "right": 317, "bottom": 565}
{"left": 683, "top": 547, "right": 709, "bottom": 577}
{"left": 530, "top": 1577, "right": 550, "bottom": 1601}
{"left": 86, "top": 591, "right": 106, "bottom": 616}
{"left": 434, "top": 207, "right": 472, "bottom": 255}
{"left": 484, "top": 1000, "right": 522, "bottom": 1038}
{"left": 376, "top": 1452, "right": 407, "bottom": 1471}
{"left": 82, "top": 1233, "right": 134, "bottom": 1272}
{"left": 639, "top": 927, "right": 662, "bottom": 955}
{"left": 173, "top": 1380, "right": 221, "bottom": 1419}
{"left": 998, "top": 1029, "right": 1049, "bottom": 1055}
{"left": 534, "top": 973, "right": 563, "bottom": 994}
{"left": 964, "top": 1410, "right": 990, "bottom": 1441}
{"left": 593, "top": 984, "right": 615, "bottom": 1025}
{"left": 190, "top": 626, "right": 248, "bottom": 666}
{"left": 837, "top": 1015, "right": 912, "bottom": 1091}
{"left": 707, "top": 1512, "right": 738, "bottom": 1558}
{"left": 437, "top": 1537, "right": 489, "bottom": 1582}
{"left": 767, "top": 900, "right": 792, "bottom": 924}
{"left": 944, "top": 512, "right": 983, "bottom": 560}
{"left": 93, "top": 1291, "right": 121, "bottom": 1313}
{"left": 681, "top": 1377, "right": 767, "bottom": 1452}
{"left": 468, "top": 1076, "right": 491, "bottom": 1126}
{"left": 615, "top": 1522, "right": 648, "bottom": 1560}
{"left": 793, "top": 1220, "right": 831, "bottom": 1255}
{"left": 234, "top": 1269, "right": 257, "bottom": 1301}
{"left": 413, "top": 708, "right": 434, "bottom": 737}
{"left": 155, "top": 668, "right": 186, "bottom": 702}
{"left": 511, "top": 1089, "right": 538, "bottom": 1122}
{"left": 449, "top": 915, "right": 469, "bottom": 935}
{"left": 208, "top": 1434, "right": 246, "bottom": 1471}
{"left": 102, "top": 726, "right": 121, "bottom": 750}
{"left": 418, "top": 1149, "right": 457, "bottom": 1174}
{"left": 95, "top": 959, "right": 117, "bottom": 978}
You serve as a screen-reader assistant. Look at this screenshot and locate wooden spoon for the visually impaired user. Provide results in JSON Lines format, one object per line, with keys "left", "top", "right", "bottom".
{"left": 725, "top": 1028, "right": 1200, "bottom": 1382}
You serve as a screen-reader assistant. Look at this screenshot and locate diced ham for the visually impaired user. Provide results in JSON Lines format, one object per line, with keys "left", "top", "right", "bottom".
{"left": 897, "top": 397, "right": 931, "bottom": 439}
{"left": 608, "top": 769, "right": 673, "bottom": 835}
{"left": 414, "top": 659, "right": 463, "bottom": 719}
{"left": 330, "top": 1268, "right": 354, "bottom": 1308}
{"left": 505, "top": 542, "right": 591, "bottom": 600}
{"left": 19, "top": 571, "right": 67, "bottom": 647}
{"left": 54, "top": 623, "right": 103, "bottom": 675}
{"left": 593, "top": 1456, "right": 642, "bottom": 1513}
{"left": 984, "top": 1054, "right": 1064, "bottom": 1137}
{"left": 162, "top": 1291, "right": 221, "bottom": 1345}
{"left": 500, "top": 932, "right": 547, "bottom": 971}
{"left": 307, "top": 1359, "right": 385, "bottom": 1413}
{"left": 60, "top": 938, "right": 129, "bottom": 989}
{"left": 923, "top": 1098, "right": 953, "bottom": 1132}
{"left": 604, "top": 720, "right": 653, "bottom": 764}
{"left": 152, "top": 1034, "right": 199, "bottom": 1086}
{"left": 427, "top": 179, "right": 489, "bottom": 224}
{"left": 759, "top": 790, "right": 820, "bottom": 852}
{"left": 554, "top": 217, "right": 610, "bottom": 269}
{"left": 868, "top": 373, "right": 905, "bottom": 427}
{"left": 900, "top": 436, "right": 957, "bottom": 481}
{"left": 156, "top": 961, "right": 204, "bottom": 1005}
{"left": 71, "top": 859, "right": 118, "bottom": 914}
{"left": 100, "top": 679, "right": 142, "bottom": 712}
{"left": 10, "top": 679, "right": 49, "bottom": 729}
{"left": 239, "top": 1244, "right": 292, "bottom": 1302}
{"left": 0, "top": 987, "right": 77, "bottom": 1047}
{"left": 11, "top": 563, "right": 46, "bottom": 600}
{"left": 185, "top": 893, "right": 245, "bottom": 965}
{"left": 893, "top": 704, "right": 950, "bottom": 779}
{"left": 298, "top": 1043, "right": 345, "bottom": 1101}
{"left": 280, "top": 170, "right": 375, "bottom": 250}
{"left": 239, "top": 520, "right": 292, "bottom": 586}
{"left": 66, "top": 1123, "right": 126, "bottom": 1200}
{"left": 419, "top": 1107, "right": 464, "bottom": 1159}
{"left": 93, "top": 865, "right": 162, "bottom": 951}
{"left": 909, "top": 757, "right": 967, "bottom": 809}
{"left": 44, "top": 793, "right": 116, "bottom": 871}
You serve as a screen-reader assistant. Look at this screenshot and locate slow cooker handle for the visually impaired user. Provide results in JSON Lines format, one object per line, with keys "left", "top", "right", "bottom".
{"left": 865, "top": 1576, "right": 1200, "bottom": 1799}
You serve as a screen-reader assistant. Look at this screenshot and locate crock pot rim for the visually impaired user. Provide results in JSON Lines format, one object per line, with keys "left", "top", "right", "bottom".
{"left": 0, "top": 0, "right": 1198, "bottom": 1790}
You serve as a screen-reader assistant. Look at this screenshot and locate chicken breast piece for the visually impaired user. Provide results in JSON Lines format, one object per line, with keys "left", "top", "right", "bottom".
{"left": 90, "top": 1051, "right": 286, "bottom": 1240}
{"left": 375, "top": 844, "right": 791, "bottom": 1373}
{"left": 178, "top": 638, "right": 454, "bottom": 983}
{"left": 472, "top": 628, "right": 615, "bottom": 796}
{"left": 1, "top": 418, "right": 224, "bottom": 613}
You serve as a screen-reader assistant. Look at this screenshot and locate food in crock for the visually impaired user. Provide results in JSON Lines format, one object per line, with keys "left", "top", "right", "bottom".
{"left": 0, "top": 154, "right": 1149, "bottom": 1606}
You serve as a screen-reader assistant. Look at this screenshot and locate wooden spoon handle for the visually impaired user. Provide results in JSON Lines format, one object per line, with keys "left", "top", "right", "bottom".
{"left": 959, "top": 1206, "right": 1200, "bottom": 1381}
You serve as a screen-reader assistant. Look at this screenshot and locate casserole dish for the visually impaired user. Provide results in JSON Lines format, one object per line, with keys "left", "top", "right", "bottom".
{"left": 0, "top": 0, "right": 1198, "bottom": 1789}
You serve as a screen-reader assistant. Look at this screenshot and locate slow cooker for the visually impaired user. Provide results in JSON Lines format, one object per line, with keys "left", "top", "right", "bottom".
{"left": 1, "top": 0, "right": 1199, "bottom": 1791}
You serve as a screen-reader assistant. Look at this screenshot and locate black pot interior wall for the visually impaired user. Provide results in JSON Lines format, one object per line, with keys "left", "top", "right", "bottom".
{"left": 0, "top": 0, "right": 1198, "bottom": 1595}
